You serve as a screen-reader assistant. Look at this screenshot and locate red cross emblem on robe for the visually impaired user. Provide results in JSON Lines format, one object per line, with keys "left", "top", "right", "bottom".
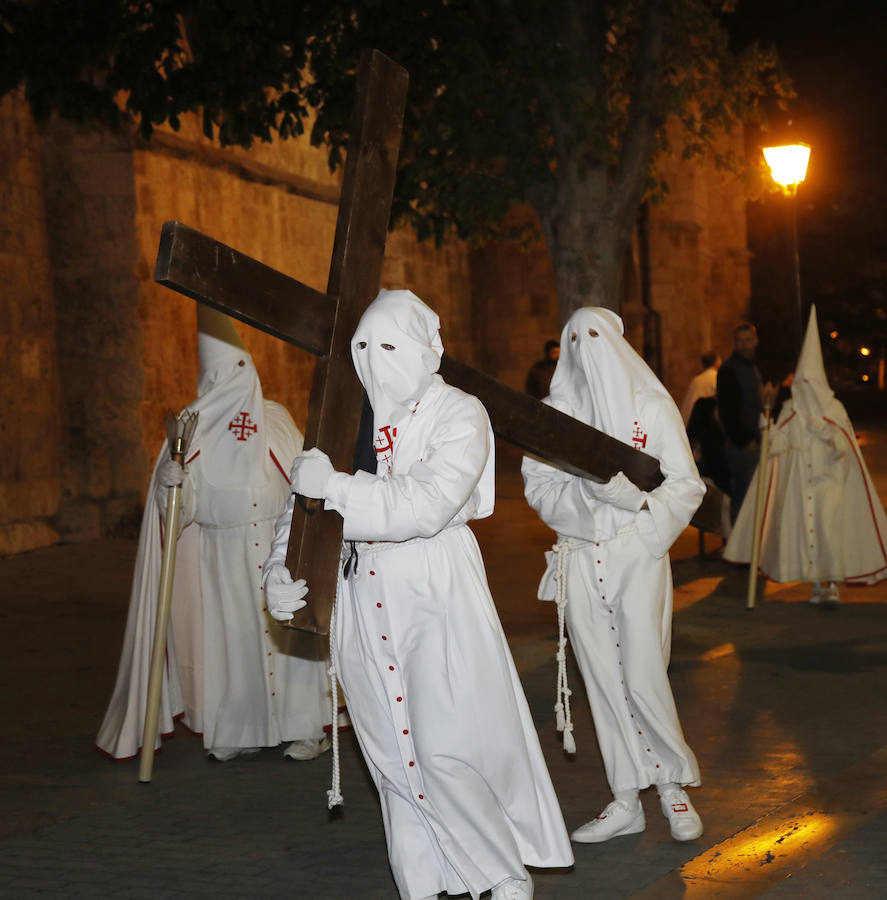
{"left": 375, "top": 425, "right": 397, "bottom": 472}
{"left": 228, "top": 411, "right": 258, "bottom": 442}
{"left": 631, "top": 421, "right": 648, "bottom": 450}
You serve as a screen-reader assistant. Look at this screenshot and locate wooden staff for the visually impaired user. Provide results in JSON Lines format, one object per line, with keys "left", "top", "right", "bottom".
{"left": 746, "top": 404, "right": 772, "bottom": 610}
{"left": 139, "top": 410, "right": 198, "bottom": 783}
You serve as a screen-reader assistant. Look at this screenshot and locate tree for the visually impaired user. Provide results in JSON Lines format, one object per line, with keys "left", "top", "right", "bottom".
{"left": 1, "top": 0, "right": 789, "bottom": 321}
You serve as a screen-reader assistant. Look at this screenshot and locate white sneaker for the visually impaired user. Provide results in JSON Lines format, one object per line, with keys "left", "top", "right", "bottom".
{"left": 824, "top": 582, "right": 840, "bottom": 606}
{"left": 808, "top": 583, "right": 825, "bottom": 605}
{"left": 659, "top": 788, "right": 703, "bottom": 841}
{"left": 571, "top": 800, "right": 645, "bottom": 843}
{"left": 492, "top": 873, "right": 533, "bottom": 900}
{"left": 283, "top": 736, "right": 331, "bottom": 760}
{"left": 207, "top": 746, "right": 261, "bottom": 762}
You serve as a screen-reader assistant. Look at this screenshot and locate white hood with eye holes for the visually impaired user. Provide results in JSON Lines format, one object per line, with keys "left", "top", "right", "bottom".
{"left": 189, "top": 306, "right": 267, "bottom": 488}
{"left": 548, "top": 307, "right": 673, "bottom": 444}
{"left": 351, "top": 290, "right": 444, "bottom": 471}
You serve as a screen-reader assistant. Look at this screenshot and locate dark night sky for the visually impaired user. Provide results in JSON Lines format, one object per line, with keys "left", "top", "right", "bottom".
{"left": 732, "top": 0, "right": 887, "bottom": 381}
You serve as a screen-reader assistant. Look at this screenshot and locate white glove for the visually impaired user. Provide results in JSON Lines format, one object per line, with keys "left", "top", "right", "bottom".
{"left": 586, "top": 471, "right": 646, "bottom": 512}
{"left": 263, "top": 565, "right": 308, "bottom": 622}
{"left": 290, "top": 448, "right": 337, "bottom": 499}
{"left": 157, "top": 459, "right": 186, "bottom": 489}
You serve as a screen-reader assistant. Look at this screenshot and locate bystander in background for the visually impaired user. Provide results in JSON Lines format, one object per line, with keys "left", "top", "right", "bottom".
{"left": 525, "top": 339, "right": 560, "bottom": 399}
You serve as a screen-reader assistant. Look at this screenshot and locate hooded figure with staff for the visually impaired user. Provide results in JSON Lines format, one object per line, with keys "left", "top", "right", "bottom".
{"left": 96, "top": 308, "right": 330, "bottom": 765}
{"left": 725, "top": 306, "right": 887, "bottom": 602}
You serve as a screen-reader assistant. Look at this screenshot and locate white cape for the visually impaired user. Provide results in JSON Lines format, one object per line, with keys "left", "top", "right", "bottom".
{"left": 724, "top": 306, "right": 887, "bottom": 584}
{"left": 723, "top": 400, "right": 887, "bottom": 583}
{"left": 97, "top": 401, "right": 329, "bottom": 759}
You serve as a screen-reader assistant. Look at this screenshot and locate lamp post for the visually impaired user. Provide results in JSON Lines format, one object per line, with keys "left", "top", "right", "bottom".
{"left": 762, "top": 143, "right": 811, "bottom": 355}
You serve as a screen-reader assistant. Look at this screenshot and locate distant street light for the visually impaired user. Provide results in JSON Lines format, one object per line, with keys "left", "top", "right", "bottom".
{"left": 763, "top": 143, "right": 811, "bottom": 356}
{"left": 860, "top": 346, "right": 872, "bottom": 357}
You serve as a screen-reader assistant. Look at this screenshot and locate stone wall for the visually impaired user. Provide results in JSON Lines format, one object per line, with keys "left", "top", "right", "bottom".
{"left": 40, "top": 117, "right": 147, "bottom": 542}
{"left": 470, "top": 224, "right": 560, "bottom": 392}
{"left": 0, "top": 94, "right": 60, "bottom": 554}
{"left": 649, "top": 129, "right": 751, "bottom": 399}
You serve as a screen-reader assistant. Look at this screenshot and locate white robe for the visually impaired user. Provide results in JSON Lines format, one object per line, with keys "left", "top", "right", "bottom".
{"left": 523, "top": 390, "right": 703, "bottom": 794}
{"left": 680, "top": 365, "right": 718, "bottom": 425}
{"left": 297, "top": 376, "right": 573, "bottom": 899}
{"left": 96, "top": 401, "right": 329, "bottom": 759}
{"left": 723, "top": 398, "right": 887, "bottom": 584}
{"left": 725, "top": 305, "right": 887, "bottom": 585}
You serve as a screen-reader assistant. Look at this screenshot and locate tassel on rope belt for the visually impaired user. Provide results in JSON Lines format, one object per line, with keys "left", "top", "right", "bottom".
{"left": 551, "top": 536, "right": 592, "bottom": 755}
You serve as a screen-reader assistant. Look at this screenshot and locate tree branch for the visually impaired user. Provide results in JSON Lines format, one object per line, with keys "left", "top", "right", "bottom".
{"left": 605, "top": 0, "right": 666, "bottom": 234}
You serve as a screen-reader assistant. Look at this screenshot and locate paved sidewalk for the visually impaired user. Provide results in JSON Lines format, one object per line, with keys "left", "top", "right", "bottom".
{"left": 1, "top": 428, "right": 886, "bottom": 898}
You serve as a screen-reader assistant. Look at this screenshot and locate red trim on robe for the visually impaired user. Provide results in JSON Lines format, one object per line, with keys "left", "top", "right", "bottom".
{"left": 824, "top": 417, "right": 887, "bottom": 569}
{"left": 269, "top": 449, "right": 291, "bottom": 485}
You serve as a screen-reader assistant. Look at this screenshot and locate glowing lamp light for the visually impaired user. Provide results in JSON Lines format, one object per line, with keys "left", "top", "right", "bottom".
{"left": 763, "top": 144, "right": 811, "bottom": 188}
{"left": 862, "top": 374, "right": 870, "bottom": 382}
{"left": 829, "top": 330, "right": 839, "bottom": 339}
{"left": 860, "top": 346, "right": 872, "bottom": 357}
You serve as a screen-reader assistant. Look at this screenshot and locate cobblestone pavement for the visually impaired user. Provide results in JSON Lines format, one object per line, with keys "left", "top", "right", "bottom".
{"left": 2, "top": 427, "right": 886, "bottom": 899}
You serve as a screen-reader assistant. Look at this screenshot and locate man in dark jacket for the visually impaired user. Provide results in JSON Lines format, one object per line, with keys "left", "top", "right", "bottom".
{"left": 525, "top": 339, "right": 560, "bottom": 399}
{"left": 717, "top": 323, "right": 767, "bottom": 523}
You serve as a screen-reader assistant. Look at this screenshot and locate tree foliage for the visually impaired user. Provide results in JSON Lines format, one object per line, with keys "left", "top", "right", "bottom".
{"left": 1, "top": 0, "right": 791, "bottom": 314}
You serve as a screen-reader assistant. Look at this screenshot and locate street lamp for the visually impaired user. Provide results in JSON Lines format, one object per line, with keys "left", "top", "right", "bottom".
{"left": 762, "top": 143, "right": 811, "bottom": 355}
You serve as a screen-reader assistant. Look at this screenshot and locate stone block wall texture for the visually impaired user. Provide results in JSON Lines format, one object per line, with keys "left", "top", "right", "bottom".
{"left": 470, "top": 216, "right": 561, "bottom": 393}
{"left": 649, "top": 128, "right": 751, "bottom": 400}
{"left": 40, "top": 115, "right": 147, "bottom": 543}
{"left": 0, "top": 94, "right": 61, "bottom": 555}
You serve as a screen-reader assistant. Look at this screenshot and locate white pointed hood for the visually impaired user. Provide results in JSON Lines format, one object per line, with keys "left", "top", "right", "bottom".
{"left": 548, "top": 307, "right": 672, "bottom": 444}
{"left": 791, "top": 305, "right": 834, "bottom": 423}
{"left": 189, "top": 306, "right": 267, "bottom": 487}
{"left": 351, "top": 290, "right": 444, "bottom": 472}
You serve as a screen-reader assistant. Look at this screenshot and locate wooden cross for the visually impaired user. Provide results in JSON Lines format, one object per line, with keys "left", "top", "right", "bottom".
{"left": 154, "top": 49, "right": 722, "bottom": 634}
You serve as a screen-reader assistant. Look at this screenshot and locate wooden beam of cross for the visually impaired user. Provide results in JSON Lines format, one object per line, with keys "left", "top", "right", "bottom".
{"left": 154, "top": 51, "right": 722, "bottom": 635}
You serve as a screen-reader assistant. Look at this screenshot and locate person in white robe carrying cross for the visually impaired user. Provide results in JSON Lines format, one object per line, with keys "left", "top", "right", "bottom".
{"left": 522, "top": 307, "right": 706, "bottom": 845}
{"left": 96, "top": 308, "right": 330, "bottom": 763}
{"left": 263, "top": 289, "right": 573, "bottom": 900}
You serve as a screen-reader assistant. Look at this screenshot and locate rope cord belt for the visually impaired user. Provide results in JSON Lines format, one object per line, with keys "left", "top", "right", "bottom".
{"left": 553, "top": 538, "right": 577, "bottom": 755}
{"left": 327, "top": 561, "right": 344, "bottom": 810}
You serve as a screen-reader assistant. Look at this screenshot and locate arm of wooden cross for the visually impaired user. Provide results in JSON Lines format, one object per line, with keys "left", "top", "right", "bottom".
{"left": 154, "top": 221, "right": 723, "bottom": 534}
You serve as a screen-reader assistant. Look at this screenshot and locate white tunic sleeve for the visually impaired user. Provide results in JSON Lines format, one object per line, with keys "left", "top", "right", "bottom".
{"left": 521, "top": 396, "right": 624, "bottom": 541}
{"left": 339, "top": 396, "right": 491, "bottom": 542}
{"left": 523, "top": 393, "right": 703, "bottom": 557}
{"left": 632, "top": 393, "right": 705, "bottom": 557}
{"left": 263, "top": 490, "right": 296, "bottom": 587}
{"left": 522, "top": 454, "right": 620, "bottom": 541}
